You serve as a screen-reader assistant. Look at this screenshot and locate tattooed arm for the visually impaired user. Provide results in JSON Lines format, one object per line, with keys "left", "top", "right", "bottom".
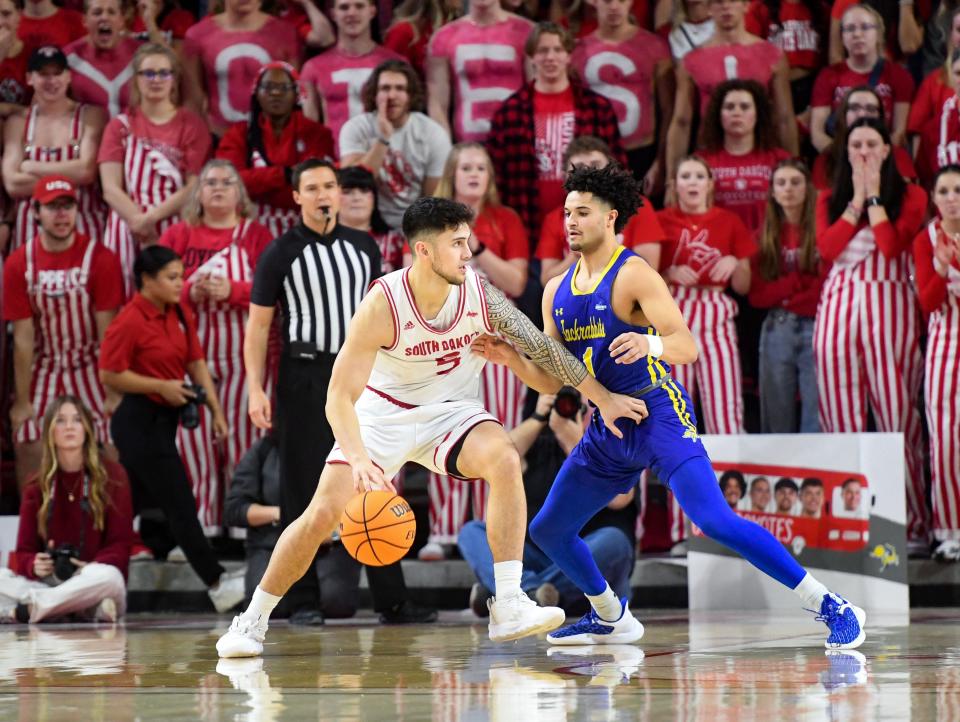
{"left": 476, "top": 279, "right": 648, "bottom": 438}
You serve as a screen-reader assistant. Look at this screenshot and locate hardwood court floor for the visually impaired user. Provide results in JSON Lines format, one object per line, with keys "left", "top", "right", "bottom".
{"left": 0, "top": 608, "right": 955, "bottom": 721}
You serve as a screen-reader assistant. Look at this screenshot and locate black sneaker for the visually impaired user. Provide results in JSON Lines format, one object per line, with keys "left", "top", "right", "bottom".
{"left": 470, "top": 582, "right": 492, "bottom": 618}
{"left": 14, "top": 603, "right": 30, "bottom": 624}
{"left": 289, "top": 608, "right": 325, "bottom": 626}
{"left": 379, "top": 601, "right": 438, "bottom": 624}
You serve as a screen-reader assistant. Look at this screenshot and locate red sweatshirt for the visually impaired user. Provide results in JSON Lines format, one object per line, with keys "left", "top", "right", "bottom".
{"left": 815, "top": 184, "right": 928, "bottom": 264}
{"left": 748, "top": 223, "right": 824, "bottom": 317}
{"left": 216, "top": 111, "right": 335, "bottom": 213}
{"left": 913, "top": 221, "right": 960, "bottom": 315}
{"left": 14, "top": 461, "right": 134, "bottom": 580}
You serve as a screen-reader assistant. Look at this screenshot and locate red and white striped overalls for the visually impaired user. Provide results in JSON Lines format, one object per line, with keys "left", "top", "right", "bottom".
{"left": 176, "top": 220, "right": 267, "bottom": 532}
{"left": 103, "top": 113, "right": 185, "bottom": 299}
{"left": 13, "top": 105, "right": 105, "bottom": 252}
{"left": 250, "top": 148, "right": 299, "bottom": 239}
{"left": 18, "top": 237, "right": 109, "bottom": 444}
{"left": 666, "top": 284, "right": 745, "bottom": 544}
{"left": 813, "top": 224, "right": 927, "bottom": 539}
{"left": 923, "top": 223, "right": 960, "bottom": 542}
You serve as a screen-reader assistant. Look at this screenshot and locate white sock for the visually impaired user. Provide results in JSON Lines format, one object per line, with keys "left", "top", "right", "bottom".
{"left": 244, "top": 586, "right": 281, "bottom": 623}
{"left": 794, "top": 573, "right": 831, "bottom": 610}
{"left": 493, "top": 560, "right": 523, "bottom": 599}
{"left": 586, "top": 583, "right": 622, "bottom": 622}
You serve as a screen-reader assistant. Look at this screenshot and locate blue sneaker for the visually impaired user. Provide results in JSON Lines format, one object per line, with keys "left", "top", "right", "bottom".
{"left": 546, "top": 598, "right": 644, "bottom": 646}
{"left": 820, "top": 650, "right": 868, "bottom": 691}
{"left": 814, "top": 593, "right": 866, "bottom": 650}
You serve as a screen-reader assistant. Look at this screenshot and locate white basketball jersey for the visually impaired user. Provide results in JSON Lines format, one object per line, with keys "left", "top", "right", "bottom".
{"left": 366, "top": 266, "right": 494, "bottom": 406}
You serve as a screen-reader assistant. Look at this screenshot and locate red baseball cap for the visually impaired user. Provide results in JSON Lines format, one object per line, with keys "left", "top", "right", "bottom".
{"left": 32, "top": 175, "right": 77, "bottom": 205}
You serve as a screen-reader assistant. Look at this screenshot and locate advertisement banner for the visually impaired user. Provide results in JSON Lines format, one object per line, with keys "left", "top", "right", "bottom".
{"left": 688, "top": 433, "right": 908, "bottom": 615}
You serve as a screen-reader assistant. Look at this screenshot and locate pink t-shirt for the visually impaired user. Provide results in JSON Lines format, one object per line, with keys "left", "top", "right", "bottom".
{"left": 700, "top": 147, "right": 791, "bottom": 233}
{"left": 64, "top": 37, "right": 141, "bottom": 118}
{"left": 571, "top": 29, "right": 670, "bottom": 148}
{"left": 810, "top": 61, "right": 915, "bottom": 122}
{"left": 97, "top": 107, "right": 211, "bottom": 177}
{"left": 683, "top": 41, "right": 784, "bottom": 115}
{"left": 428, "top": 14, "right": 533, "bottom": 142}
{"left": 183, "top": 16, "right": 301, "bottom": 132}
{"left": 300, "top": 44, "right": 401, "bottom": 155}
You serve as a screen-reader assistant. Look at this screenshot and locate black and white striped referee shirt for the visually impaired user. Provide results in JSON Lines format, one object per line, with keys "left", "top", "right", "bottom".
{"left": 250, "top": 222, "right": 382, "bottom": 353}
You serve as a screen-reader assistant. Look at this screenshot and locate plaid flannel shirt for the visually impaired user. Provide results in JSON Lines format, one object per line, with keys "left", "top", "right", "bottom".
{"left": 487, "top": 79, "right": 626, "bottom": 242}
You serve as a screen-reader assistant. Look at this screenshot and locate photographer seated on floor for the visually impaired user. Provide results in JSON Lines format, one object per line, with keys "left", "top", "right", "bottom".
{"left": 0, "top": 396, "right": 134, "bottom": 623}
{"left": 459, "top": 389, "right": 638, "bottom": 616}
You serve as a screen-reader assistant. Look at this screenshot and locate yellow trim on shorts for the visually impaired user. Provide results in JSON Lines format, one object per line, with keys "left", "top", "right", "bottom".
{"left": 570, "top": 245, "right": 627, "bottom": 296}
{"left": 663, "top": 378, "right": 697, "bottom": 436}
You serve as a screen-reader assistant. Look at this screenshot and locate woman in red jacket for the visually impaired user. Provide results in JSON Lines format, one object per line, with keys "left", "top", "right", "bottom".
{"left": 814, "top": 116, "right": 928, "bottom": 549}
{"left": 749, "top": 159, "right": 824, "bottom": 433}
{"left": 216, "top": 61, "right": 334, "bottom": 239}
{"left": 914, "top": 164, "right": 960, "bottom": 561}
{"left": 159, "top": 159, "right": 273, "bottom": 534}
{"left": 0, "top": 395, "right": 132, "bottom": 623}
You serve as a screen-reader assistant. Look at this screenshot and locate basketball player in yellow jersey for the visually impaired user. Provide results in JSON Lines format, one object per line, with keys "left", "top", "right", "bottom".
{"left": 217, "top": 198, "right": 649, "bottom": 658}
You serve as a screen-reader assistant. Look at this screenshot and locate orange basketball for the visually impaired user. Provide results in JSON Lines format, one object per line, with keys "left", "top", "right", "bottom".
{"left": 339, "top": 491, "right": 417, "bottom": 566}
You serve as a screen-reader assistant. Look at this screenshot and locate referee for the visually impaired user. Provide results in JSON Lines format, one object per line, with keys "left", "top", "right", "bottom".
{"left": 245, "top": 158, "right": 435, "bottom": 625}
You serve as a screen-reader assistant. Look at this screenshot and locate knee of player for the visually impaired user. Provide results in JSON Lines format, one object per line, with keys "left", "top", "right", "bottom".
{"left": 482, "top": 447, "right": 523, "bottom": 485}
{"left": 305, "top": 506, "right": 337, "bottom": 539}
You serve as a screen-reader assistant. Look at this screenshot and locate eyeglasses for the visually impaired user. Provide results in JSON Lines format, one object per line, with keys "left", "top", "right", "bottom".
{"left": 258, "top": 82, "right": 297, "bottom": 94}
{"left": 202, "top": 178, "right": 238, "bottom": 189}
{"left": 848, "top": 103, "right": 881, "bottom": 116}
{"left": 841, "top": 23, "right": 877, "bottom": 34}
{"left": 137, "top": 69, "right": 175, "bottom": 80}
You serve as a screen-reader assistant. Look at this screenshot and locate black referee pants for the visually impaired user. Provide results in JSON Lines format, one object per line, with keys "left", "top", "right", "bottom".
{"left": 276, "top": 354, "right": 407, "bottom": 614}
{"left": 112, "top": 394, "right": 225, "bottom": 587}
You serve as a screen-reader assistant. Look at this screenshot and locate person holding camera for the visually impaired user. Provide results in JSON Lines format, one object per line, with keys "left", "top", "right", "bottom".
{"left": 98, "top": 245, "right": 244, "bottom": 613}
{"left": 0, "top": 396, "right": 132, "bottom": 624}
{"left": 159, "top": 159, "right": 273, "bottom": 534}
{"left": 458, "top": 389, "right": 637, "bottom": 616}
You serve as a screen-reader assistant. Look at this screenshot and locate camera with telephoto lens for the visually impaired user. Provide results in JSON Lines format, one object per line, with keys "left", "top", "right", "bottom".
{"left": 179, "top": 383, "right": 207, "bottom": 430}
{"left": 51, "top": 544, "right": 81, "bottom": 583}
{"left": 553, "top": 386, "right": 583, "bottom": 420}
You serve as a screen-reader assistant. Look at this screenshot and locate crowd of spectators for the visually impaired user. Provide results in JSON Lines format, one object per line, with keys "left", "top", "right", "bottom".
{"left": 2, "top": 0, "right": 960, "bottom": 623}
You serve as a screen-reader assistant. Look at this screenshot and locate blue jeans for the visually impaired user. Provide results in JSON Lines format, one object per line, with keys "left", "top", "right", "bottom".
{"left": 759, "top": 309, "right": 820, "bottom": 433}
{"left": 457, "top": 521, "right": 634, "bottom": 608}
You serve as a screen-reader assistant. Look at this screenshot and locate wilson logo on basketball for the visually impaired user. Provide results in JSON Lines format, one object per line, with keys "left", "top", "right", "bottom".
{"left": 390, "top": 503, "right": 411, "bottom": 517}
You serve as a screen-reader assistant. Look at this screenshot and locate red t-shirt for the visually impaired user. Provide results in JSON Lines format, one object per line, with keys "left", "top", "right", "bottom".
{"left": 748, "top": 222, "right": 824, "bottom": 317}
{"left": 99, "top": 293, "right": 205, "bottom": 404}
{"left": 533, "top": 86, "right": 576, "bottom": 223}
{"left": 0, "top": 47, "right": 31, "bottom": 107}
{"left": 384, "top": 19, "right": 432, "bottom": 77}
{"left": 536, "top": 198, "right": 667, "bottom": 263}
{"left": 2, "top": 235, "right": 124, "bottom": 322}
{"left": 745, "top": 0, "right": 824, "bottom": 71}
{"left": 16, "top": 8, "right": 85, "bottom": 53}
{"left": 683, "top": 41, "right": 784, "bottom": 115}
{"left": 130, "top": 8, "right": 197, "bottom": 40}
{"left": 97, "top": 107, "right": 211, "bottom": 177}
{"left": 216, "top": 111, "right": 335, "bottom": 211}
{"left": 474, "top": 204, "right": 530, "bottom": 260}
{"left": 811, "top": 145, "right": 917, "bottom": 190}
{"left": 913, "top": 220, "right": 960, "bottom": 315}
{"left": 908, "top": 70, "right": 953, "bottom": 136}
{"left": 810, "top": 60, "right": 915, "bottom": 123}
{"left": 657, "top": 206, "right": 756, "bottom": 284}
{"left": 700, "top": 147, "right": 792, "bottom": 233}
{"left": 910, "top": 100, "right": 960, "bottom": 190}
{"left": 14, "top": 463, "right": 134, "bottom": 580}
{"left": 159, "top": 221, "right": 274, "bottom": 308}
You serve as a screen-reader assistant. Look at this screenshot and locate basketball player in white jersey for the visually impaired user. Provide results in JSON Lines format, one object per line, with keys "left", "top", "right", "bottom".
{"left": 217, "top": 197, "right": 649, "bottom": 657}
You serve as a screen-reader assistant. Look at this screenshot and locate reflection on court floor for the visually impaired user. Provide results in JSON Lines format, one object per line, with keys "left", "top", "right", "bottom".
{"left": 0, "top": 609, "right": 954, "bottom": 720}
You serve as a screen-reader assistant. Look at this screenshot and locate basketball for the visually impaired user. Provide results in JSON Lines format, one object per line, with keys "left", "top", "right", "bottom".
{"left": 339, "top": 491, "right": 417, "bottom": 566}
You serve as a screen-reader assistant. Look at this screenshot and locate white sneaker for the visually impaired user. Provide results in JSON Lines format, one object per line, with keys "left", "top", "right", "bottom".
{"left": 94, "top": 598, "right": 118, "bottom": 623}
{"left": 209, "top": 569, "right": 246, "bottom": 614}
{"left": 487, "top": 592, "right": 565, "bottom": 642}
{"left": 417, "top": 542, "right": 445, "bottom": 561}
{"left": 217, "top": 614, "right": 268, "bottom": 658}
{"left": 934, "top": 539, "right": 960, "bottom": 562}
{"left": 547, "top": 598, "right": 644, "bottom": 645}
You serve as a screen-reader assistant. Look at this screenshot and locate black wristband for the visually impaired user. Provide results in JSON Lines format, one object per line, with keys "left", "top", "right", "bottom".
{"left": 866, "top": 196, "right": 883, "bottom": 207}
{"left": 530, "top": 411, "right": 549, "bottom": 422}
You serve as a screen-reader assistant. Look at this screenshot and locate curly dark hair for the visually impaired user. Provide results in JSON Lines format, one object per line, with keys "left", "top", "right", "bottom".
{"left": 402, "top": 197, "right": 474, "bottom": 242}
{"left": 700, "top": 79, "right": 776, "bottom": 153}
{"left": 360, "top": 59, "right": 424, "bottom": 114}
{"left": 563, "top": 164, "right": 641, "bottom": 234}
{"left": 719, "top": 470, "right": 747, "bottom": 497}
